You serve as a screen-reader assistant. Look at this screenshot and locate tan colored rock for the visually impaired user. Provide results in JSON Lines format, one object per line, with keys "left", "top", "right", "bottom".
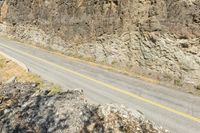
{"left": 0, "top": 0, "right": 199, "bottom": 93}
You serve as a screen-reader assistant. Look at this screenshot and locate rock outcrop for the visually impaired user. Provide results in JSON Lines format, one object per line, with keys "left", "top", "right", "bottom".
{"left": 0, "top": 82, "right": 168, "bottom": 133}
{"left": 0, "top": 0, "right": 199, "bottom": 92}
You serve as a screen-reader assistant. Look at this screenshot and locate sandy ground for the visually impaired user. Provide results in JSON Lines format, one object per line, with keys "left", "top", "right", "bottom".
{"left": 0, "top": 54, "right": 42, "bottom": 83}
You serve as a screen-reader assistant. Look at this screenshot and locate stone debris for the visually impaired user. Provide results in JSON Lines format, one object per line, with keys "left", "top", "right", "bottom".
{"left": 0, "top": 82, "right": 169, "bottom": 133}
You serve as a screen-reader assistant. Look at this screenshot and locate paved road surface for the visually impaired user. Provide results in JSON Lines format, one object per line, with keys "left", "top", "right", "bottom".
{"left": 0, "top": 38, "right": 200, "bottom": 133}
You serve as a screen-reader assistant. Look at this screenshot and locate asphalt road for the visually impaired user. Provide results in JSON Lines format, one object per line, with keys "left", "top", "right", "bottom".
{"left": 0, "top": 38, "right": 200, "bottom": 133}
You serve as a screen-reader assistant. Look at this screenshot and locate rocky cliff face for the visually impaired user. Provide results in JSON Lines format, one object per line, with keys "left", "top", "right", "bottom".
{"left": 0, "top": 0, "right": 200, "bottom": 91}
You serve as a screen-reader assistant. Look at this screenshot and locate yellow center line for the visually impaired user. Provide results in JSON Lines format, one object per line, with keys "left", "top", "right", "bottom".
{"left": 1, "top": 43, "right": 200, "bottom": 123}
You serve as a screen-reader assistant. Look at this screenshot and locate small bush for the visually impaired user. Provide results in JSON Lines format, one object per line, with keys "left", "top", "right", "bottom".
{"left": 174, "top": 79, "right": 182, "bottom": 86}
{"left": 49, "top": 85, "right": 62, "bottom": 94}
{"left": 196, "top": 84, "right": 200, "bottom": 90}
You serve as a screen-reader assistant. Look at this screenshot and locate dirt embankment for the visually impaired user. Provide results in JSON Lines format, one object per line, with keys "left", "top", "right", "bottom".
{"left": 0, "top": 0, "right": 199, "bottom": 94}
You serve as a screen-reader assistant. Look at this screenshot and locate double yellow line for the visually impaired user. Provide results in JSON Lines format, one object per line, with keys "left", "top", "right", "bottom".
{"left": 1, "top": 43, "right": 200, "bottom": 123}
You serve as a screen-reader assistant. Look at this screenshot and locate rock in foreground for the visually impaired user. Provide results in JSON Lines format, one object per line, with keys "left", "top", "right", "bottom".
{"left": 0, "top": 83, "right": 168, "bottom": 133}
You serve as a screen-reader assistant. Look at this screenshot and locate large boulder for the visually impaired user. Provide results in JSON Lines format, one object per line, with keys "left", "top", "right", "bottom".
{"left": 0, "top": 82, "right": 168, "bottom": 133}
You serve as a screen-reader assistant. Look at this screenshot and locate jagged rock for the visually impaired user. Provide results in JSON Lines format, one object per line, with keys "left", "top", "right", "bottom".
{"left": 0, "top": 0, "right": 199, "bottom": 92}
{"left": 0, "top": 82, "right": 169, "bottom": 133}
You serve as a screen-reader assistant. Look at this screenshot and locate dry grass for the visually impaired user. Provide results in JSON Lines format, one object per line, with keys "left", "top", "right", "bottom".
{"left": 0, "top": 54, "right": 62, "bottom": 93}
{"left": 49, "top": 84, "right": 62, "bottom": 94}
{"left": 0, "top": 56, "right": 5, "bottom": 68}
{"left": 0, "top": 55, "right": 42, "bottom": 83}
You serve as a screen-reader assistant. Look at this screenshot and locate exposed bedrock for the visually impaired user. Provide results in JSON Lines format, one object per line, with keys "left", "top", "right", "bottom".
{"left": 0, "top": 0, "right": 200, "bottom": 90}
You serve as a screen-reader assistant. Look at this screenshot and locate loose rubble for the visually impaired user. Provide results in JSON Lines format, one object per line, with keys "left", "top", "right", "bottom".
{"left": 0, "top": 82, "right": 169, "bottom": 133}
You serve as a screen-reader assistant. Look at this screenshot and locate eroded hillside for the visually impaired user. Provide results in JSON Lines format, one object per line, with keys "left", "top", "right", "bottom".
{"left": 0, "top": 0, "right": 200, "bottom": 93}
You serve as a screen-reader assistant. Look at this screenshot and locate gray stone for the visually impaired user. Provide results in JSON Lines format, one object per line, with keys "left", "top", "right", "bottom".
{"left": 0, "top": 82, "right": 169, "bottom": 133}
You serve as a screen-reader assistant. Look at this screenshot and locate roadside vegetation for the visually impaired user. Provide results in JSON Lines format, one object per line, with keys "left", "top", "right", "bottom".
{"left": 0, "top": 54, "right": 61, "bottom": 93}
{"left": 0, "top": 54, "right": 41, "bottom": 83}
{"left": 196, "top": 84, "right": 200, "bottom": 90}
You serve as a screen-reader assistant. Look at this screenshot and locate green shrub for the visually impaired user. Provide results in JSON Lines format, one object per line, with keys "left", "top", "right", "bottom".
{"left": 174, "top": 79, "right": 182, "bottom": 86}
{"left": 49, "top": 85, "right": 62, "bottom": 94}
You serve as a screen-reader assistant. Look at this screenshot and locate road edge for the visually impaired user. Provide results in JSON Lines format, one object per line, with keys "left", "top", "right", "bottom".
{"left": 0, "top": 51, "right": 29, "bottom": 72}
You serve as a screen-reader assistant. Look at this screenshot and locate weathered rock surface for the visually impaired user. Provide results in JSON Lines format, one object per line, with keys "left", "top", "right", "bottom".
{"left": 0, "top": 82, "right": 168, "bottom": 133}
{"left": 0, "top": 0, "right": 199, "bottom": 92}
